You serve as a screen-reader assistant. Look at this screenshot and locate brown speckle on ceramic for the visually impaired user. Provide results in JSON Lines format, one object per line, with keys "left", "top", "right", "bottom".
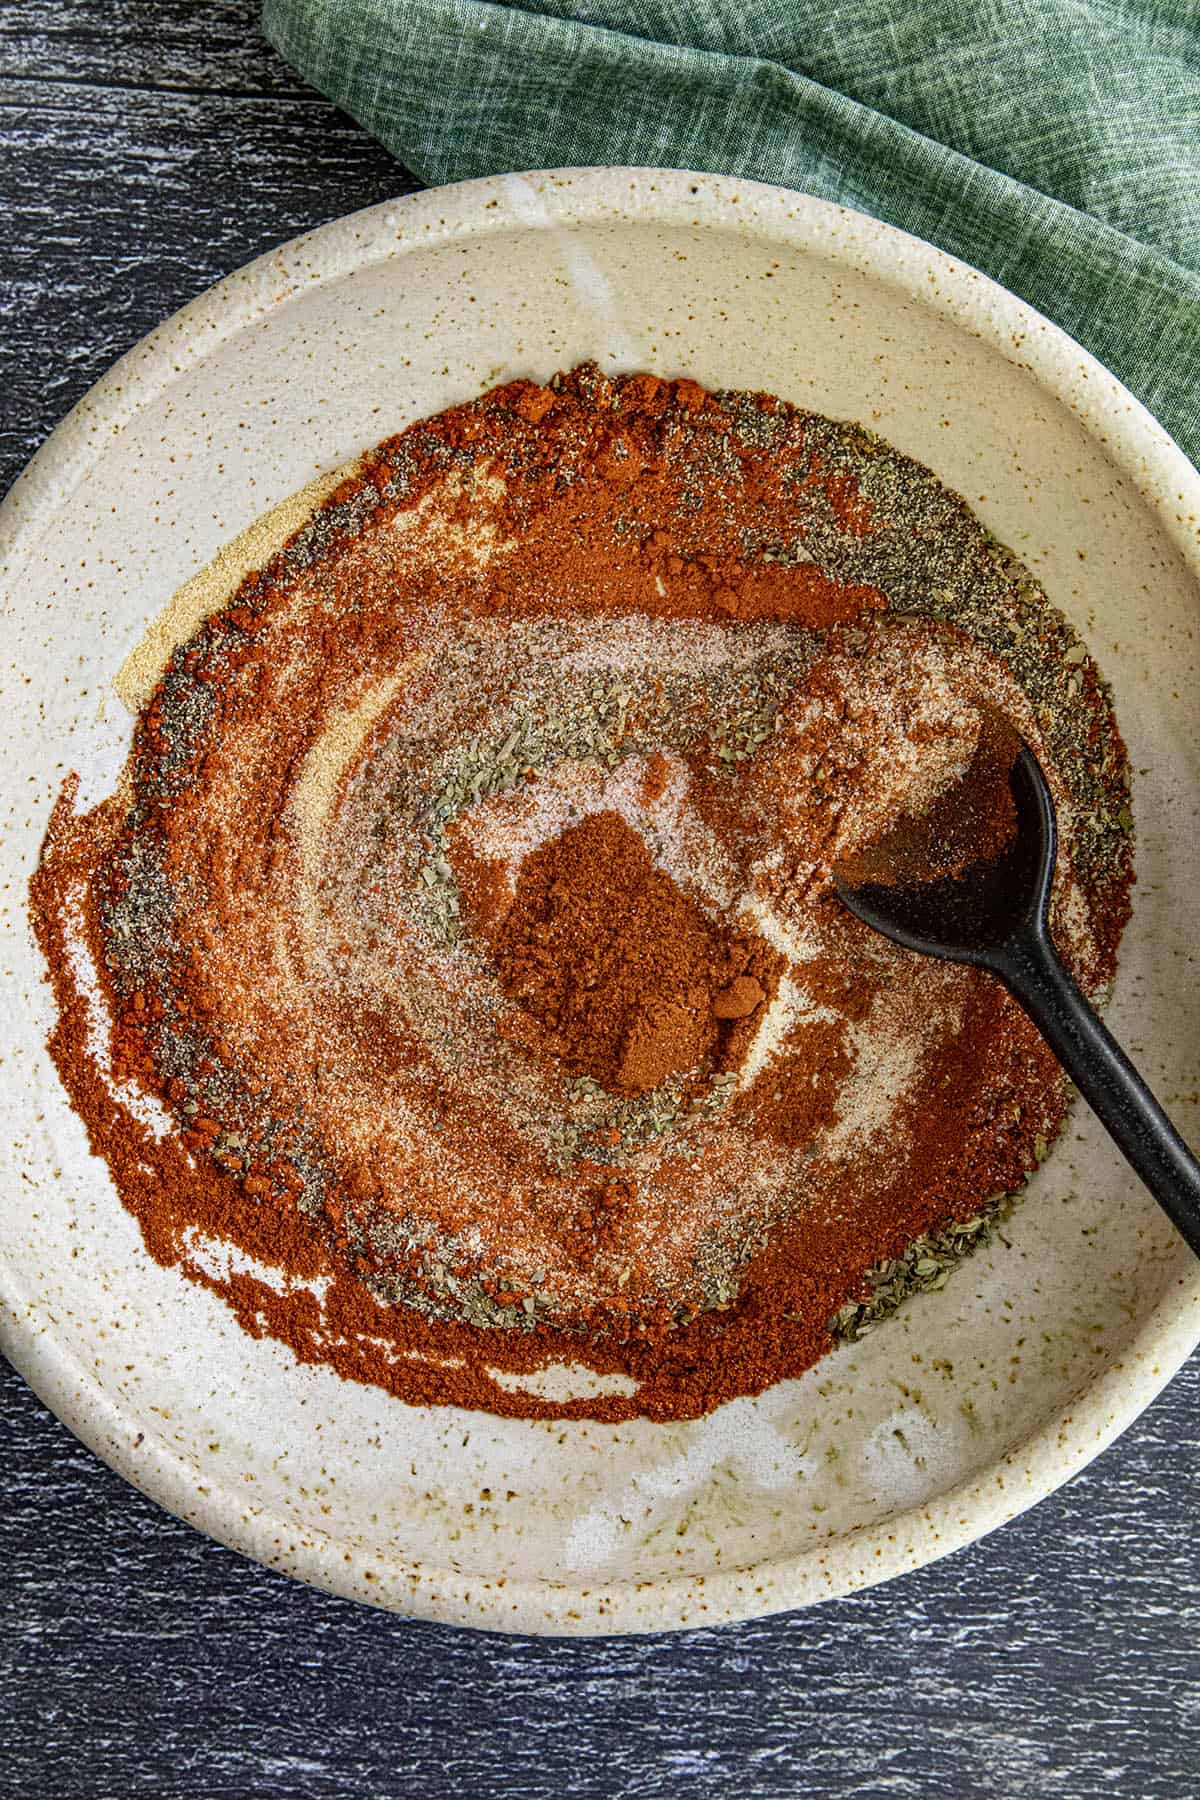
{"left": 1, "top": 168, "right": 1198, "bottom": 1635}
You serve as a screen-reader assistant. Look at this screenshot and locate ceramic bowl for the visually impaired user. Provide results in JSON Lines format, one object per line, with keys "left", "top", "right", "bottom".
{"left": 2, "top": 169, "right": 1198, "bottom": 1634}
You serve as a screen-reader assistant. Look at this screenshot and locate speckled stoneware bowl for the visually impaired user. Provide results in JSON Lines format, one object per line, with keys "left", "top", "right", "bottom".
{"left": 2, "top": 169, "right": 1199, "bottom": 1634}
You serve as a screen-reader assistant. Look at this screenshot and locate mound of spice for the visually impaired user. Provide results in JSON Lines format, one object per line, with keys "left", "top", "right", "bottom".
{"left": 30, "top": 364, "right": 1134, "bottom": 1422}
{"left": 458, "top": 806, "right": 779, "bottom": 1094}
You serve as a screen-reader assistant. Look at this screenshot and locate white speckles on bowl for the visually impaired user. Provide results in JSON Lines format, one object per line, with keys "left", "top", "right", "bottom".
{"left": 2, "top": 168, "right": 1199, "bottom": 1634}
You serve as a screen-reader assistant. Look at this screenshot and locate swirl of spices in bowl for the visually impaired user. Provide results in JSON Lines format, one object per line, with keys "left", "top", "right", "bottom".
{"left": 30, "top": 363, "right": 1133, "bottom": 1423}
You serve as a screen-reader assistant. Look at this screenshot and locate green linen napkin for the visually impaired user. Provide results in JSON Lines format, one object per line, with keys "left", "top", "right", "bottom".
{"left": 263, "top": 0, "right": 1200, "bottom": 469}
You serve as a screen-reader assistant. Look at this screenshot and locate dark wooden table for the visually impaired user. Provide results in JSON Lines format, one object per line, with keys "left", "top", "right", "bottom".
{"left": 3, "top": 6, "right": 1199, "bottom": 1794}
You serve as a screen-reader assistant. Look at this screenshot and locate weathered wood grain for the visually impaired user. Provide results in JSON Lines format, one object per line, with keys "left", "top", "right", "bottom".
{"left": 0, "top": 0, "right": 313, "bottom": 95}
{"left": 3, "top": 5, "right": 1199, "bottom": 1796}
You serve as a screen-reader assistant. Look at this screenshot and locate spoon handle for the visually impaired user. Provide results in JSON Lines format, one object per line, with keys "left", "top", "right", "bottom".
{"left": 991, "top": 926, "right": 1200, "bottom": 1256}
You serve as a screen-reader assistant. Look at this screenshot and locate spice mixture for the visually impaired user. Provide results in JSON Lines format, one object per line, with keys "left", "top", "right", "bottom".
{"left": 30, "top": 364, "right": 1134, "bottom": 1421}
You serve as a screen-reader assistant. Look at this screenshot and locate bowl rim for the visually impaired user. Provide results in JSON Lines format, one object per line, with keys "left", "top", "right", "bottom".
{"left": 3, "top": 165, "right": 1199, "bottom": 1635}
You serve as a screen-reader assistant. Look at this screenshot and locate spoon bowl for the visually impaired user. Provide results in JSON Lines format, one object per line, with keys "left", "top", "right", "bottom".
{"left": 835, "top": 736, "right": 1200, "bottom": 1257}
{"left": 835, "top": 742, "right": 1055, "bottom": 965}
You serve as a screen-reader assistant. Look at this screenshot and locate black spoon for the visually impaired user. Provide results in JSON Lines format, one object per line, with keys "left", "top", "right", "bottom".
{"left": 834, "top": 738, "right": 1200, "bottom": 1255}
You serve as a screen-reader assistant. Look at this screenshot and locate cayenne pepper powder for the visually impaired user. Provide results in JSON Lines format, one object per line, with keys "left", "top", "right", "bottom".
{"left": 29, "top": 365, "right": 1134, "bottom": 1422}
